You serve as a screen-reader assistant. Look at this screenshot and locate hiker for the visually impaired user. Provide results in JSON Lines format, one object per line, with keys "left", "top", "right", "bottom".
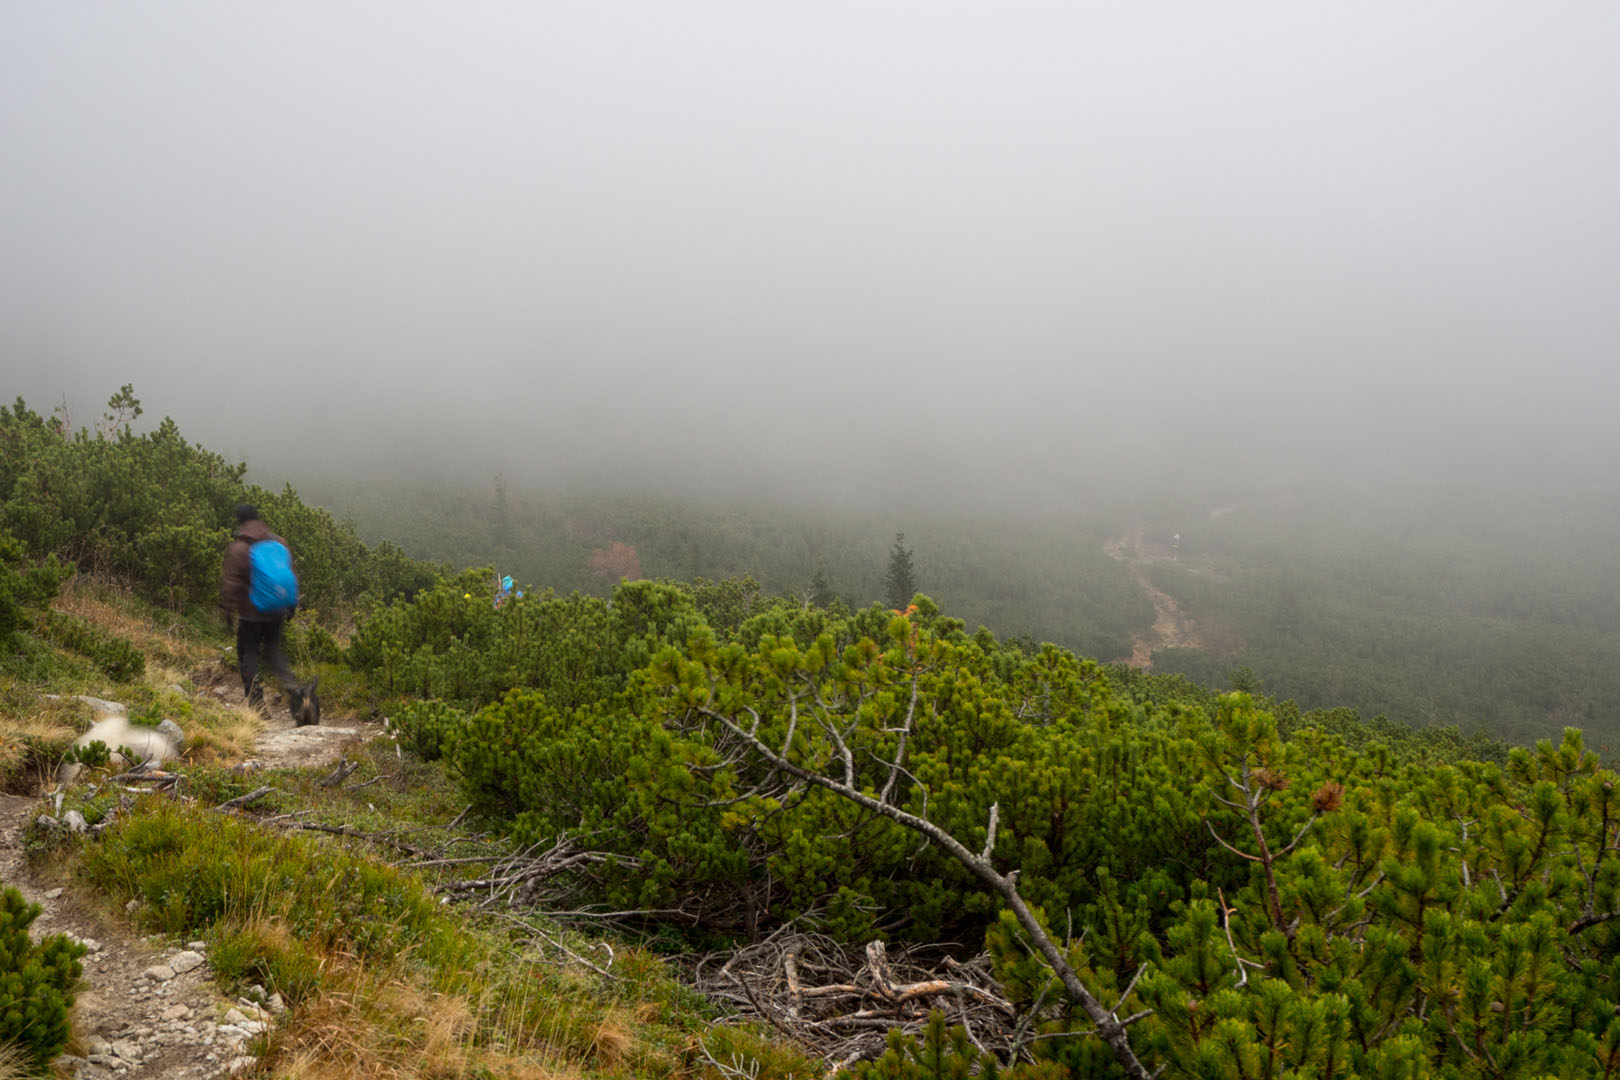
{"left": 220, "top": 504, "right": 315, "bottom": 721}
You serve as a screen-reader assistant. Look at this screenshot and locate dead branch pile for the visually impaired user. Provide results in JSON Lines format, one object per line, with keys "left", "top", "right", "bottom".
{"left": 432, "top": 835, "right": 614, "bottom": 907}
{"left": 698, "top": 931, "right": 1020, "bottom": 1067}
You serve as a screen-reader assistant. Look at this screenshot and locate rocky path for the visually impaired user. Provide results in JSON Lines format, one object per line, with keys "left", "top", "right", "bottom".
{"left": 2, "top": 667, "right": 382, "bottom": 1078}
{"left": 0, "top": 795, "right": 273, "bottom": 1079}
{"left": 1105, "top": 528, "right": 1201, "bottom": 669}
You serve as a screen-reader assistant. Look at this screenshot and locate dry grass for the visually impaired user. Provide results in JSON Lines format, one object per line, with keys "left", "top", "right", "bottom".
{"left": 0, "top": 1042, "right": 33, "bottom": 1080}
{"left": 0, "top": 697, "right": 82, "bottom": 792}
{"left": 178, "top": 702, "right": 263, "bottom": 764}
{"left": 269, "top": 965, "right": 589, "bottom": 1080}
{"left": 54, "top": 576, "right": 216, "bottom": 671}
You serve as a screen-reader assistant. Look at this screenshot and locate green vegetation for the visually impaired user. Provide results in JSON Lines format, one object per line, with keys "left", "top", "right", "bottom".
{"left": 0, "top": 886, "right": 84, "bottom": 1074}
{"left": 65, "top": 786, "right": 787, "bottom": 1079}
{"left": 0, "top": 391, "right": 437, "bottom": 624}
{"left": 401, "top": 592, "right": 1620, "bottom": 1077}
{"left": 298, "top": 471, "right": 1620, "bottom": 745}
{"left": 15, "top": 391, "right": 1620, "bottom": 1078}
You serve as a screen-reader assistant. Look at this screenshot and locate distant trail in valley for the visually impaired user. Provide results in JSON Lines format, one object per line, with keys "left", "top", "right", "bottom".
{"left": 1105, "top": 527, "right": 1200, "bottom": 669}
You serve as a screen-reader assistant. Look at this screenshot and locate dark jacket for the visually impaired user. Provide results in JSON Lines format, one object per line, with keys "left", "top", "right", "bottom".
{"left": 221, "top": 519, "right": 293, "bottom": 621}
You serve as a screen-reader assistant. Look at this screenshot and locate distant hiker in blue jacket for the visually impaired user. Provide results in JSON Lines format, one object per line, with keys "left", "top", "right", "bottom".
{"left": 220, "top": 504, "right": 318, "bottom": 723}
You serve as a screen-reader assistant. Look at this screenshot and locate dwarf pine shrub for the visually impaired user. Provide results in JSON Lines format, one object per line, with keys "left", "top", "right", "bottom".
{"left": 0, "top": 885, "right": 85, "bottom": 1074}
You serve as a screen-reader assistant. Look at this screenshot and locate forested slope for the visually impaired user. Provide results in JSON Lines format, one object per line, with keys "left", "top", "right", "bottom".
{"left": 294, "top": 475, "right": 1153, "bottom": 663}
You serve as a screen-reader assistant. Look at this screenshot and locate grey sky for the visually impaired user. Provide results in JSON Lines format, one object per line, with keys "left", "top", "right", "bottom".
{"left": 4, "top": 3, "right": 1618, "bottom": 507}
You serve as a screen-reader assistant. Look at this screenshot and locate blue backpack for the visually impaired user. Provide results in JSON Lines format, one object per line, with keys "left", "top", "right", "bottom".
{"left": 248, "top": 539, "right": 299, "bottom": 615}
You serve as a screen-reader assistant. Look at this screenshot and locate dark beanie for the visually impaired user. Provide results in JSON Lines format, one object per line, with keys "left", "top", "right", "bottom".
{"left": 235, "top": 504, "right": 260, "bottom": 525}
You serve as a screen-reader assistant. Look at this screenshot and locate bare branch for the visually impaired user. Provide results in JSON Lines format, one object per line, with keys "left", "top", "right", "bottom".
{"left": 218, "top": 785, "right": 276, "bottom": 811}
{"left": 1206, "top": 821, "right": 1261, "bottom": 862}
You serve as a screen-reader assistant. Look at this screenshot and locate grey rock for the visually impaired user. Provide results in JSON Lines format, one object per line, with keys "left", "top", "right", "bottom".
{"left": 111, "top": 1040, "right": 140, "bottom": 1061}
{"left": 143, "top": 963, "right": 176, "bottom": 981}
{"left": 168, "top": 949, "right": 205, "bottom": 974}
{"left": 162, "top": 1003, "right": 192, "bottom": 1020}
{"left": 64, "top": 810, "right": 88, "bottom": 833}
{"left": 266, "top": 992, "right": 285, "bottom": 1014}
{"left": 157, "top": 718, "right": 185, "bottom": 750}
{"left": 124, "top": 899, "right": 141, "bottom": 914}
{"left": 86, "top": 1037, "right": 111, "bottom": 1056}
{"left": 223, "top": 1008, "right": 248, "bottom": 1026}
{"left": 186, "top": 940, "right": 207, "bottom": 951}
{"left": 45, "top": 887, "right": 63, "bottom": 899}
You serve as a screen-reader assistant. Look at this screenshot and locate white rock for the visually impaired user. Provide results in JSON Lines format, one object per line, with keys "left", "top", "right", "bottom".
{"left": 168, "top": 950, "right": 205, "bottom": 974}
{"left": 186, "top": 940, "right": 207, "bottom": 950}
{"left": 227, "top": 1056, "right": 256, "bottom": 1075}
{"left": 111, "top": 1039, "right": 140, "bottom": 1061}
{"left": 223, "top": 1009, "right": 247, "bottom": 1026}
{"left": 87, "top": 1037, "right": 111, "bottom": 1056}
{"left": 266, "top": 993, "right": 285, "bottom": 1014}
{"left": 64, "top": 810, "right": 88, "bottom": 833}
{"left": 44, "top": 887, "right": 63, "bottom": 899}
{"left": 143, "top": 964, "right": 176, "bottom": 981}
{"left": 162, "top": 1004, "right": 192, "bottom": 1020}
{"left": 240, "top": 1019, "right": 268, "bottom": 1035}
{"left": 77, "top": 715, "right": 179, "bottom": 765}
{"left": 124, "top": 899, "right": 141, "bottom": 914}
{"left": 80, "top": 937, "right": 101, "bottom": 952}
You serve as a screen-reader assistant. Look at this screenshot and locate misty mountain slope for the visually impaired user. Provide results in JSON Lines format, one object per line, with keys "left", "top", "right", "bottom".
{"left": 294, "top": 476, "right": 1155, "bottom": 664}
{"left": 1142, "top": 482, "right": 1620, "bottom": 745}
{"left": 301, "top": 472, "right": 1620, "bottom": 748}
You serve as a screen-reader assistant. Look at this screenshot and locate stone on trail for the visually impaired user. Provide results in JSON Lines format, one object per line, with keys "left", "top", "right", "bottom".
{"left": 169, "top": 950, "right": 205, "bottom": 974}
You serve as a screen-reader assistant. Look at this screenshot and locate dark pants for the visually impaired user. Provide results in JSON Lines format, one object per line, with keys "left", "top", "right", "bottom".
{"left": 237, "top": 617, "right": 296, "bottom": 710}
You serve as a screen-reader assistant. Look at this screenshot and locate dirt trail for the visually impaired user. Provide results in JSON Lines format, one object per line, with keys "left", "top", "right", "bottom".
{"left": 191, "top": 659, "right": 382, "bottom": 771}
{"left": 2, "top": 665, "right": 380, "bottom": 1078}
{"left": 1106, "top": 527, "right": 1200, "bottom": 669}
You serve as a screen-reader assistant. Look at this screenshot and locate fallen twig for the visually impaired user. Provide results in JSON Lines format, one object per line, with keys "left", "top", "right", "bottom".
{"left": 218, "top": 786, "right": 276, "bottom": 811}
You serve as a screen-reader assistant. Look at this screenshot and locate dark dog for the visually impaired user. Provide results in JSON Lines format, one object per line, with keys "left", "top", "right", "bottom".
{"left": 289, "top": 676, "right": 321, "bottom": 727}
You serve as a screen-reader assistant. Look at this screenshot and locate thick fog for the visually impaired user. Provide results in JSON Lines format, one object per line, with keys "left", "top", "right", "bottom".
{"left": 4, "top": 3, "right": 1619, "bottom": 510}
